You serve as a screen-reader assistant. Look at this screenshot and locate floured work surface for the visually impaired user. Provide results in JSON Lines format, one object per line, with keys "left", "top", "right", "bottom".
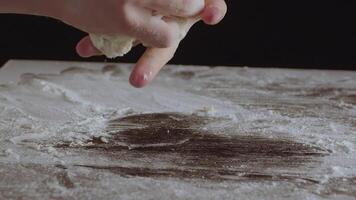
{"left": 0, "top": 60, "right": 355, "bottom": 200}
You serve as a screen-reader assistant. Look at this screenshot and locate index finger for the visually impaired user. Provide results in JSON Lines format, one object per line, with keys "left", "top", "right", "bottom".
{"left": 129, "top": 43, "right": 179, "bottom": 88}
{"left": 129, "top": 18, "right": 198, "bottom": 88}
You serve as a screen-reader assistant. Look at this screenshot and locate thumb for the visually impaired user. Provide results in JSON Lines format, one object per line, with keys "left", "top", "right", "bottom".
{"left": 76, "top": 36, "right": 102, "bottom": 58}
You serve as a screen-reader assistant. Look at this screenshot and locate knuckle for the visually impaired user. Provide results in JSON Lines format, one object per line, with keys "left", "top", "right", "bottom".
{"left": 111, "top": 5, "right": 131, "bottom": 30}
{"left": 124, "top": 16, "right": 138, "bottom": 29}
{"left": 177, "top": 0, "right": 203, "bottom": 16}
{"left": 177, "top": 0, "right": 192, "bottom": 15}
{"left": 158, "top": 30, "right": 176, "bottom": 48}
{"left": 121, "top": 12, "right": 140, "bottom": 33}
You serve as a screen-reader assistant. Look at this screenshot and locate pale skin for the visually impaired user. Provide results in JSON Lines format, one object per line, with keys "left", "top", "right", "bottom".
{"left": 0, "top": 0, "right": 227, "bottom": 88}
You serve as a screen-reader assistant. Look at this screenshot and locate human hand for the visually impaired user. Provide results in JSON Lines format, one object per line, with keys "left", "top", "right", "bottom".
{"left": 62, "top": 0, "right": 205, "bottom": 48}
{"left": 75, "top": 0, "right": 227, "bottom": 88}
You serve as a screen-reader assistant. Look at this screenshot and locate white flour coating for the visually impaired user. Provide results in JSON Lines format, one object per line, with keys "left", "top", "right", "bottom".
{"left": 90, "top": 17, "right": 198, "bottom": 58}
{"left": 0, "top": 62, "right": 355, "bottom": 200}
{"left": 0, "top": 64, "right": 243, "bottom": 157}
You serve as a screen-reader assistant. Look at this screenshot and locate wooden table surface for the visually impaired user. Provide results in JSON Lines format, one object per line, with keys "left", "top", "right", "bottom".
{"left": 0, "top": 60, "right": 355, "bottom": 200}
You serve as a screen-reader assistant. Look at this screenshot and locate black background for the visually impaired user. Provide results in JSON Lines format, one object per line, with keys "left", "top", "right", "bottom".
{"left": 1, "top": 0, "right": 356, "bottom": 70}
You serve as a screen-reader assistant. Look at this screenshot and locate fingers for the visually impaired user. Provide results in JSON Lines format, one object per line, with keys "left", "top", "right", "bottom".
{"left": 127, "top": 8, "right": 181, "bottom": 48}
{"left": 141, "top": 0, "right": 205, "bottom": 17}
{"left": 76, "top": 36, "right": 101, "bottom": 57}
{"left": 129, "top": 18, "right": 198, "bottom": 88}
{"left": 129, "top": 44, "right": 179, "bottom": 88}
{"left": 201, "top": 0, "right": 227, "bottom": 25}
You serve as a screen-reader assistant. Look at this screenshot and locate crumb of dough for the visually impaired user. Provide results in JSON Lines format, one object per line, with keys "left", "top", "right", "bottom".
{"left": 100, "top": 136, "right": 109, "bottom": 144}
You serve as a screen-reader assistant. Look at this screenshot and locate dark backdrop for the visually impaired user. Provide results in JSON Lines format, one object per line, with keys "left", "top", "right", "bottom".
{"left": 1, "top": 0, "right": 356, "bottom": 70}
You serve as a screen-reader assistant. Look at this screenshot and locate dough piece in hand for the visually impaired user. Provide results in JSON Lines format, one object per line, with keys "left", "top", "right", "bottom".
{"left": 89, "top": 34, "right": 135, "bottom": 58}
{"left": 90, "top": 17, "right": 199, "bottom": 58}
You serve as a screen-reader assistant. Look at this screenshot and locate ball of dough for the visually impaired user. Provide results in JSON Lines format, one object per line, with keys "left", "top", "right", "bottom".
{"left": 89, "top": 34, "right": 135, "bottom": 58}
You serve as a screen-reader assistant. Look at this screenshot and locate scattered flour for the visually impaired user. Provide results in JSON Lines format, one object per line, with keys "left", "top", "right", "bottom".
{"left": 194, "top": 105, "right": 217, "bottom": 117}
{"left": 0, "top": 62, "right": 355, "bottom": 200}
{"left": 3, "top": 149, "right": 20, "bottom": 160}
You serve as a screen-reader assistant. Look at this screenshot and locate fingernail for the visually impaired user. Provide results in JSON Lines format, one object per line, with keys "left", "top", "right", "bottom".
{"left": 129, "top": 73, "right": 147, "bottom": 88}
{"left": 204, "top": 6, "right": 221, "bottom": 24}
{"left": 76, "top": 45, "right": 94, "bottom": 58}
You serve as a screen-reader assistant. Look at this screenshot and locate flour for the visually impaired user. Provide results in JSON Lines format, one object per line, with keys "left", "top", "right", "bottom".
{"left": 0, "top": 62, "right": 355, "bottom": 200}
{"left": 193, "top": 105, "right": 217, "bottom": 117}
{"left": 3, "top": 149, "right": 20, "bottom": 160}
